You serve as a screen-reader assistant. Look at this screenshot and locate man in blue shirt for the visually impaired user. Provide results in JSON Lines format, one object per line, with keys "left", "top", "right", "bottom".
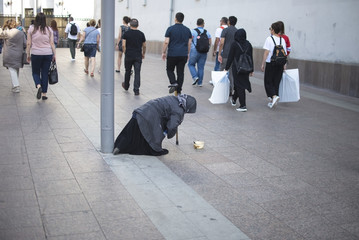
{"left": 162, "top": 12, "right": 192, "bottom": 94}
{"left": 188, "top": 18, "right": 211, "bottom": 87}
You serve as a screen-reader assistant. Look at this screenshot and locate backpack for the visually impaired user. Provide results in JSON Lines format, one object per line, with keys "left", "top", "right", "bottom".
{"left": 194, "top": 28, "right": 209, "bottom": 53}
{"left": 270, "top": 36, "right": 287, "bottom": 66}
{"left": 234, "top": 42, "right": 253, "bottom": 74}
{"left": 70, "top": 23, "right": 78, "bottom": 36}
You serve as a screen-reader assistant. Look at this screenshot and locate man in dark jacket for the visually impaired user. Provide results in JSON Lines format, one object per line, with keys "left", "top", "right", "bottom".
{"left": 113, "top": 94, "right": 197, "bottom": 156}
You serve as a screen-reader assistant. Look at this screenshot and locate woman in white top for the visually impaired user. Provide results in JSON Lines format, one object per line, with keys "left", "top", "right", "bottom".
{"left": 261, "top": 22, "right": 287, "bottom": 109}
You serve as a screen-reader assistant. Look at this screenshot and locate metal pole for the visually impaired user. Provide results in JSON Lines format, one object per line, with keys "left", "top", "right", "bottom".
{"left": 100, "top": 0, "right": 115, "bottom": 153}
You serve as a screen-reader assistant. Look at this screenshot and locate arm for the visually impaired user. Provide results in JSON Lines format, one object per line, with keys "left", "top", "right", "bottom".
{"left": 142, "top": 41, "right": 146, "bottom": 59}
{"left": 116, "top": 27, "right": 122, "bottom": 49}
{"left": 26, "top": 31, "right": 32, "bottom": 62}
{"left": 122, "top": 39, "right": 126, "bottom": 54}
{"left": 96, "top": 34, "right": 100, "bottom": 51}
{"left": 208, "top": 37, "right": 212, "bottom": 50}
{"left": 161, "top": 37, "right": 169, "bottom": 60}
{"left": 225, "top": 44, "right": 235, "bottom": 71}
{"left": 77, "top": 31, "right": 85, "bottom": 48}
{"left": 213, "top": 37, "right": 219, "bottom": 56}
{"left": 49, "top": 31, "right": 56, "bottom": 61}
{"left": 166, "top": 113, "right": 183, "bottom": 139}
{"left": 187, "top": 38, "right": 192, "bottom": 60}
{"left": 218, "top": 37, "right": 225, "bottom": 63}
{"left": 261, "top": 50, "right": 269, "bottom": 72}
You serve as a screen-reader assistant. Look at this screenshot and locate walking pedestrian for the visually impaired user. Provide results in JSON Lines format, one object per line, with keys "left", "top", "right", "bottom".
{"left": 188, "top": 18, "right": 211, "bottom": 87}
{"left": 218, "top": 16, "right": 238, "bottom": 95}
{"left": 121, "top": 18, "right": 146, "bottom": 96}
{"left": 113, "top": 94, "right": 196, "bottom": 156}
{"left": 224, "top": 29, "right": 253, "bottom": 112}
{"left": 116, "top": 16, "right": 131, "bottom": 73}
{"left": 213, "top": 17, "right": 228, "bottom": 72}
{"left": 162, "top": 12, "right": 192, "bottom": 94}
{"left": 77, "top": 19, "right": 100, "bottom": 77}
{"left": 50, "top": 20, "right": 59, "bottom": 48}
{"left": 261, "top": 22, "right": 287, "bottom": 109}
{"left": 64, "top": 16, "right": 80, "bottom": 61}
{"left": 0, "top": 19, "right": 27, "bottom": 93}
{"left": 26, "top": 12, "right": 56, "bottom": 100}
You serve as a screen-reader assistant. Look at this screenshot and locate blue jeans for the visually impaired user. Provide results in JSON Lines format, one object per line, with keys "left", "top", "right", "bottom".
{"left": 214, "top": 52, "right": 220, "bottom": 71}
{"left": 31, "top": 54, "right": 53, "bottom": 93}
{"left": 188, "top": 50, "right": 207, "bottom": 85}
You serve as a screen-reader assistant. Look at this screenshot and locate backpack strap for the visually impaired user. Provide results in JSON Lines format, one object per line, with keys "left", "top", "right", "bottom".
{"left": 271, "top": 36, "right": 276, "bottom": 46}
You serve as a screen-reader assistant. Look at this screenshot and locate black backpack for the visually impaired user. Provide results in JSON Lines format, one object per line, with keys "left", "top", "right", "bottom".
{"left": 194, "top": 28, "right": 209, "bottom": 53}
{"left": 70, "top": 23, "right": 78, "bottom": 36}
{"left": 270, "top": 36, "right": 287, "bottom": 66}
{"left": 234, "top": 42, "right": 253, "bottom": 74}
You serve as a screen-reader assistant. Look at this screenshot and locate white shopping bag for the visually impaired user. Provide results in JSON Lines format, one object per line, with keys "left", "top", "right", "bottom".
{"left": 279, "top": 69, "right": 300, "bottom": 102}
{"left": 209, "top": 71, "right": 230, "bottom": 104}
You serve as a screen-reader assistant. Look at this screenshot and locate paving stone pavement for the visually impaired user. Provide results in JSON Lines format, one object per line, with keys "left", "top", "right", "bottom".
{"left": 0, "top": 48, "right": 359, "bottom": 240}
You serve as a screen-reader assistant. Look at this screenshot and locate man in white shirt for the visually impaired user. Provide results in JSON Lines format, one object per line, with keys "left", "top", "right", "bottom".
{"left": 64, "top": 17, "right": 80, "bottom": 61}
{"left": 212, "top": 17, "right": 228, "bottom": 72}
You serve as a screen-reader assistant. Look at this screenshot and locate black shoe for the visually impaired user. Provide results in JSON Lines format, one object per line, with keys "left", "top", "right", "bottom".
{"left": 115, "top": 70, "right": 120, "bottom": 73}
{"left": 113, "top": 147, "right": 120, "bottom": 155}
{"left": 134, "top": 91, "right": 139, "bottom": 96}
{"left": 36, "top": 87, "right": 42, "bottom": 99}
{"left": 122, "top": 82, "right": 128, "bottom": 91}
{"left": 168, "top": 83, "right": 178, "bottom": 94}
{"left": 42, "top": 96, "right": 48, "bottom": 100}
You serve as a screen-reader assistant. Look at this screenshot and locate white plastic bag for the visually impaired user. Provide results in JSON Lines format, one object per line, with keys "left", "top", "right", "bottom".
{"left": 209, "top": 71, "right": 230, "bottom": 104}
{"left": 279, "top": 69, "right": 300, "bottom": 102}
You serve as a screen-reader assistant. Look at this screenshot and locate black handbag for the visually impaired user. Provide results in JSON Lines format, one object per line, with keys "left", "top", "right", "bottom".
{"left": 48, "top": 61, "right": 58, "bottom": 84}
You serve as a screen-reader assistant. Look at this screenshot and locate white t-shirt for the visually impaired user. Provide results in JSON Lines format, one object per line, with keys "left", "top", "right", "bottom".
{"left": 263, "top": 35, "right": 287, "bottom": 63}
{"left": 65, "top": 21, "right": 80, "bottom": 40}
{"left": 214, "top": 25, "right": 227, "bottom": 52}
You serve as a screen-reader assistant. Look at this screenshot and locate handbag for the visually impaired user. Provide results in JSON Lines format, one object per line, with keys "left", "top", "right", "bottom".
{"left": 48, "top": 61, "right": 58, "bottom": 85}
{"left": 22, "top": 51, "right": 29, "bottom": 65}
{"left": 279, "top": 69, "right": 300, "bottom": 102}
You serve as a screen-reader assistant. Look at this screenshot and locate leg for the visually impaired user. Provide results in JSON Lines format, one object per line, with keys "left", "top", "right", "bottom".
{"left": 117, "top": 51, "right": 123, "bottom": 71}
{"left": 197, "top": 53, "right": 207, "bottom": 85}
{"left": 124, "top": 57, "right": 132, "bottom": 90}
{"left": 84, "top": 57, "right": 89, "bottom": 73}
{"left": 166, "top": 56, "right": 177, "bottom": 85}
{"left": 40, "top": 55, "right": 53, "bottom": 95}
{"left": 231, "top": 69, "right": 239, "bottom": 103}
{"left": 188, "top": 50, "right": 198, "bottom": 80}
{"left": 214, "top": 52, "right": 220, "bottom": 71}
{"left": 31, "top": 55, "right": 42, "bottom": 88}
{"left": 176, "top": 56, "right": 188, "bottom": 93}
{"left": 69, "top": 39, "right": 76, "bottom": 59}
{"left": 90, "top": 57, "right": 96, "bottom": 75}
{"left": 8, "top": 67, "right": 20, "bottom": 87}
{"left": 237, "top": 87, "right": 246, "bottom": 107}
{"left": 133, "top": 58, "right": 142, "bottom": 94}
{"left": 273, "top": 65, "right": 284, "bottom": 96}
{"left": 264, "top": 63, "right": 275, "bottom": 98}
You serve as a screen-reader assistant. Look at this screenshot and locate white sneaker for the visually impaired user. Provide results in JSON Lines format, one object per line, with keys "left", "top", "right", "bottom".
{"left": 71, "top": 58, "right": 75, "bottom": 61}
{"left": 209, "top": 80, "right": 213, "bottom": 85}
{"left": 236, "top": 106, "right": 247, "bottom": 112}
{"left": 12, "top": 86, "right": 20, "bottom": 93}
{"left": 198, "top": 84, "right": 203, "bottom": 87}
{"left": 192, "top": 77, "right": 199, "bottom": 85}
{"left": 272, "top": 96, "right": 280, "bottom": 107}
{"left": 230, "top": 97, "right": 236, "bottom": 106}
{"left": 268, "top": 102, "right": 273, "bottom": 108}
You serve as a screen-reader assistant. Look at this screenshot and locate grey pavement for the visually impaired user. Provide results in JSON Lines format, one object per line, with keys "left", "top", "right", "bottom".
{"left": 0, "top": 48, "right": 359, "bottom": 240}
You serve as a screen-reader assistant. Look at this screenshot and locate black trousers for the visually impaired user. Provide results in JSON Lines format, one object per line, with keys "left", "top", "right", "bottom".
{"left": 68, "top": 39, "right": 77, "bottom": 59}
{"left": 264, "top": 62, "right": 284, "bottom": 97}
{"left": 166, "top": 56, "right": 188, "bottom": 93}
{"left": 124, "top": 57, "right": 142, "bottom": 93}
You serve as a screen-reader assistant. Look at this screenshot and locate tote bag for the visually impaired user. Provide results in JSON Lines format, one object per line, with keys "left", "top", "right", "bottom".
{"left": 279, "top": 69, "right": 300, "bottom": 102}
{"left": 48, "top": 61, "right": 58, "bottom": 85}
{"left": 209, "top": 71, "right": 230, "bottom": 104}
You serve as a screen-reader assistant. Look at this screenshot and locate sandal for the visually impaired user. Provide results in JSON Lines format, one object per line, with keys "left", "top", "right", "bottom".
{"left": 84, "top": 69, "right": 89, "bottom": 74}
{"left": 90, "top": 73, "right": 94, "bottom": 77}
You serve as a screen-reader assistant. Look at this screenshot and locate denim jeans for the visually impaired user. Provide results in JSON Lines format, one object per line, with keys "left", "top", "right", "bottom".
{"left": 188, "top": 49, "right": 207, "bottom": 85}
{"left": 124, "top": 57, "right": 142, "bottom": 93}
{"left": 31, "top": 54, "right": 53, "bottom": 93}
{"left": 214, "top": 52, "right": 220, "bottom": 71}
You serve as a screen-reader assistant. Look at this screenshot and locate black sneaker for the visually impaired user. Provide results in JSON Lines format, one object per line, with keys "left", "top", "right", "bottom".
{"left": 134, "top": 91, "right": 140, "bottom": 96}
{"left": 230, "top": 97, "right": 236, "bottom": 106}
{"left": 236, "top": 106, "right": 247, "bottom": 112}
{"left": 168, "top": 83, "right": 178, "bottom": 94}
{"left": 122, "top": 82, "right": 128, "bottom": 91}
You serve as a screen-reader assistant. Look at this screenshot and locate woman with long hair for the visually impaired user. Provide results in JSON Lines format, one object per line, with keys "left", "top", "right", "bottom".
{"left": 0, "top": 19, "right": 27, "bottom": 93}
{"left": 50, "top": 20, "right": 59, "bottom": 48}
{"left": 26, "top": 12, "right": 56, "bottom": 100}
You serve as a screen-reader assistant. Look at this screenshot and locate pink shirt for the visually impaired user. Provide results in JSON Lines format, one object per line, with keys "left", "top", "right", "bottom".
{"left": 28, "top": 25, "right": 53, "bottom": 55}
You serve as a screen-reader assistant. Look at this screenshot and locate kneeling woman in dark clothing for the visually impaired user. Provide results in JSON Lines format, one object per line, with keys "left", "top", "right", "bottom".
{"left": 225, "top": 28, "right": 253, "bottom": 112}
{"left": 113, "top": 94, "right": 197, "bottom": 156}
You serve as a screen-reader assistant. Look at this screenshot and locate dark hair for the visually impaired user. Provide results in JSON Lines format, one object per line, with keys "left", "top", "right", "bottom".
{"left": 197, "top": 18, "right": 204, "bottom": 26}
{"left": 276, "top": 21, "right": 285, "bottom": 34}
{"left": 228, "top": 16, "right": 237, "bottom": 26}
{"left": 96, "top": 19, "right": 101, "bottom": 29}
{"left": 123, "top": 16, "right": 131, "bottom": 24}
{"left": 271, "top": 22, "right": 281, "bottom": 34}
{"left": 175, "top": 12, "right": 184, "bottom": 23}
{"left": 69, "top": 17, "right": 74, "bottom": 22}
{"left": 130, "top": 18, "right": 138, "bottom": 28}
{"left": 34, "top": 12, "right": 49, "bottom": 34}
{"left": 221, "top": 17, "right": 228, "bottom": 25}
{"left": 30, "top": 19, "right": 34, "bottom": 25}
{"left": 86, "top": 22, "right": 90, "bottom": 27}
{"left": 50, "top": 20, "right": 58, "bottom": 31}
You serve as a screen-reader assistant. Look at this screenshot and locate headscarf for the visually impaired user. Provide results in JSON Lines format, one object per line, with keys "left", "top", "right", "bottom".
{"left": 178, "top": 94, "right": 197, "bottom": 113}
{"left": 234, "top": 28, "right": 248, "bottom": 48}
